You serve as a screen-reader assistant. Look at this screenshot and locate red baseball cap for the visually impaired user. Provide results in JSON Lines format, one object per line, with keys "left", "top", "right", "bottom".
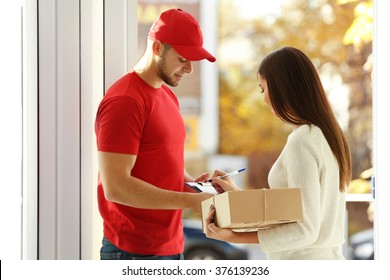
{"left": 148, "top": 8, "right": 216, "bottom": 62}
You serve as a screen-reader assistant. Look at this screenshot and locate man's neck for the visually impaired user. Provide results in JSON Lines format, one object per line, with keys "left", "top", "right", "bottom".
{"left": 133, "top": 56, "right": 163, "bottom": 89}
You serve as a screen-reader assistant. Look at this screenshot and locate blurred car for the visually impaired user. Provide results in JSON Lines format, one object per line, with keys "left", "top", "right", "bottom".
{"left": 347, "top": 228, "right": 374, "bottom": 260}
{"left": 183, "top": 219, "right": 249, "bottom": 260}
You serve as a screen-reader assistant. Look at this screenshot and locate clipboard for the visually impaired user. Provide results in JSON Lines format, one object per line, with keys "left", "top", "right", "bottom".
{"left": 185, "top": 182, "right": 218, "bottom": 195}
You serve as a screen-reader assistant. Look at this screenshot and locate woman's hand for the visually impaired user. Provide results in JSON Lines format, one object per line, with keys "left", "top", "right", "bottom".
{"left": 210, "top": 170, "right": 241, "bottom": 193}
{"left": 204, "top": 205, "right": 235, "bottom": 242}
{"left": 205, "top": 205, "right": 260, "bottom": 244}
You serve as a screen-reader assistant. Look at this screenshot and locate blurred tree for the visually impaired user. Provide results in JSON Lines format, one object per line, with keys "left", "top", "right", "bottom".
{"left": 218, "top": 0, "right": 372, "bottom": 187}
{"left": 340, "top": 0, "right": 373, "bottom": 180}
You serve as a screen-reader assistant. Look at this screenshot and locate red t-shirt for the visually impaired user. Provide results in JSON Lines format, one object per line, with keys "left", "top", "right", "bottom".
{"left": 95, "top": 71, "right": 186, "bottom": 255}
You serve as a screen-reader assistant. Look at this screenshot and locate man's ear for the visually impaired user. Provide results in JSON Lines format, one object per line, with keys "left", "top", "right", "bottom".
{"left": 152, "top": 40, "right": 163, "bottom": 57}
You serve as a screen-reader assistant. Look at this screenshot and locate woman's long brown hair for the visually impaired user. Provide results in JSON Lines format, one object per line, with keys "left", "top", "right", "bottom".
{"left": 258, "top": 46, "right": 351, "bottom": 192}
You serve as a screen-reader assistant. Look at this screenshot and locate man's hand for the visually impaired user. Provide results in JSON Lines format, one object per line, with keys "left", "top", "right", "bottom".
{"left": 189, "top": 192, "right": 214, "bottom": 214}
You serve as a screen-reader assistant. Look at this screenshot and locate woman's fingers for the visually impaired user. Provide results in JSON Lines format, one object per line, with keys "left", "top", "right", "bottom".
{"left": 211, "top": 177, "right": 239, "bottom": 192}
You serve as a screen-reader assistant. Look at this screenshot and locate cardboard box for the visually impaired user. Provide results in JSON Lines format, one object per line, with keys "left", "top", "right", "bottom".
{"left": 201, "top": 188, "right": 303, "bottom": 232}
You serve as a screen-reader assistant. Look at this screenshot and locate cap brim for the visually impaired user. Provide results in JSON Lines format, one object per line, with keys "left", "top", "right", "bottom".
{"left": 172, "top": 45, "right": 216, "bottom": 62}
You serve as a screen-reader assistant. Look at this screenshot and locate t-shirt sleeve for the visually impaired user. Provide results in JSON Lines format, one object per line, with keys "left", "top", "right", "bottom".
{"left": 95, "top": 95, "right": 145, "bottom": 155}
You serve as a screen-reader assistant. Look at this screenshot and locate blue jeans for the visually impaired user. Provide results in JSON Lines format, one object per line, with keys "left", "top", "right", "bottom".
{"left": 100, "top": 237, "right": 184, "bottom": 260}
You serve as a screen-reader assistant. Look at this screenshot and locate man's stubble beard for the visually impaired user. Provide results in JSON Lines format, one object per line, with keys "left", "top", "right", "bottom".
{"left": 157, "top": 56, "right": 179, "bottom": 87}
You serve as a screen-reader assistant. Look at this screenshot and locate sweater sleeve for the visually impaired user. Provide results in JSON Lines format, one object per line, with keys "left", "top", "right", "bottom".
{"left": 258, "top": 130, "right": 323, "bottom": 253}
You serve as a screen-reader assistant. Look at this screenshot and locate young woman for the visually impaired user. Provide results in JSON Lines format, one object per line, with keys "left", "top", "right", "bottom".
{"left": 205, "top": 46, "right": 352, "bottom": 260}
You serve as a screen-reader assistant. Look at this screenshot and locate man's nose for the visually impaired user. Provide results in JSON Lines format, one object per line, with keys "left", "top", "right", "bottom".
{"left": 183, "top": 60, "right": 193, "bottom": 74}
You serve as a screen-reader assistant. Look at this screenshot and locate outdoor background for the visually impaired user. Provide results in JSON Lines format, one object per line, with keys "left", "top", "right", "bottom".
{"left": 138, "top": 0, "right": 373, "bottom": 259}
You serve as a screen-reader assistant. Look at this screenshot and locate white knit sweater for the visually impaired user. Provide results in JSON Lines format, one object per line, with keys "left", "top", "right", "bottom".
{"left": 257, "top": 125, "right": 346, "bottom": 260}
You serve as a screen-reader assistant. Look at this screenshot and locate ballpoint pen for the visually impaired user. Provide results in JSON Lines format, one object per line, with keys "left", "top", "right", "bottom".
{"left": 207, "top": 168, "right": 246, "bottom": 183}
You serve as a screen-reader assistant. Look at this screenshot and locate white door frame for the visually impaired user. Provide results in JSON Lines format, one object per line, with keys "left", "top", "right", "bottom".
{"left": 38, "top": 0, "right": 81, "bottom": 259}
{"left": 372, "top": 0, "right": 390, "bottom": 260}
